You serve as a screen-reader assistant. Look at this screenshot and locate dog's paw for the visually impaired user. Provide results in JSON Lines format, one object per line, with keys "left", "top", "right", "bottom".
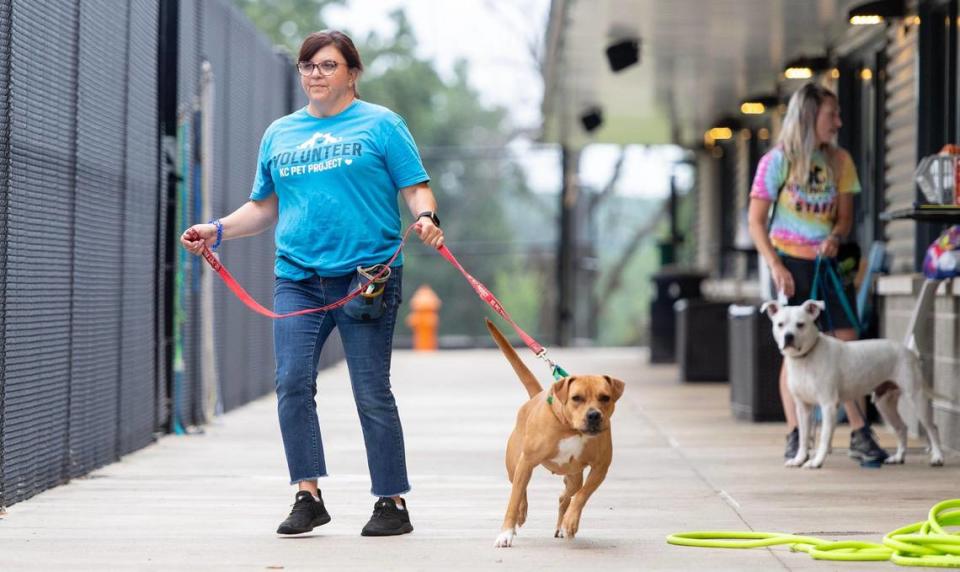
{"left": 494, "top": 529, "right": 516, "bottom": 548}
{"left": 884, "top": 454, "right": 905, "bottom": 465}
{"left": 930, "top": 455, "right": 945, "bottom": 467}
{"left": 554, "top": 528, "right": 564, "bottom": 539}
{"left": 802, "top": 458, "right": 824, "bottom": 469}
{"left": 559, "top": 516, "right": 579, "bottom": 539}
{"left": 784, "top": 455, "right": 807, "bottom": 467}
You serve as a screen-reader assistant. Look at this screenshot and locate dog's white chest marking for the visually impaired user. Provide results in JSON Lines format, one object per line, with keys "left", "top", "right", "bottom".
{"left": 551, "top": 435, "right": 588, "bottom": 464}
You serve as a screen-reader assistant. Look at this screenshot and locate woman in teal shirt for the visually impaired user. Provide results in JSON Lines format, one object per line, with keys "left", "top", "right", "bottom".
{"left": 181, "top": 30, "right": 442, "bottom": 538}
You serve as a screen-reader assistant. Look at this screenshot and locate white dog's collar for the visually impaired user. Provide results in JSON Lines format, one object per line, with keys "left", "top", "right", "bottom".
{"left": 790, "top": 334, "right": 820, "bottom": 358}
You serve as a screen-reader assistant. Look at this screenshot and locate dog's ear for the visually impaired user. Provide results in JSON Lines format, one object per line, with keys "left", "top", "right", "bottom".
{"left": 603, "top": 375, "right": 625, "bottom": 401}
{"left": 551, "top": 377, "right": 574, "bottom": 404}
{"left": 801, "top": 299, "right": 825, "bottom": 319}
{"left": 759, "top": 300, "right": 780, "bottom": 319}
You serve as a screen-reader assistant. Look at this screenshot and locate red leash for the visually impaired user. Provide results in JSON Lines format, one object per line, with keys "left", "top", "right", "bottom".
{"left": 199, "top": 223, "right": 551, "bottom": 363}
{"left": 199, "top": 225, "right": 414, "bottom": 319}
{"left": 434, "top": 245, "right": 544, "bottom": 355}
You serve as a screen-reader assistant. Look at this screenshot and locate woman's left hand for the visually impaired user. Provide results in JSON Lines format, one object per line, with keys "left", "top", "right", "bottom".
{"left": 415, "top": 219, "right": 444, "bottom": 249}
{"left": 818, "top": 235, "right": 840, "bottom": 258}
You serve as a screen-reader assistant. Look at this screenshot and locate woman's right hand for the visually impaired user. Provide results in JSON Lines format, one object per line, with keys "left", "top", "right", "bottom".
{"left": 770, "top": 261, "right": 795, "bottom": 298}
{"left": 180, "top": 223, "right": 218, "bottom": 256}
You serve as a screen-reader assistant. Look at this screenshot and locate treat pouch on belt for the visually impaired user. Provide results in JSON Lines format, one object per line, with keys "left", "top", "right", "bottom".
{"left": 343, "top": 263, "right": 391, "bottom": 321}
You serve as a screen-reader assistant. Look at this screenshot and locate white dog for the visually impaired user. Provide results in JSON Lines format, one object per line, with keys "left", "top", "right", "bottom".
{"left": 761, "top": 300, "right": 945, "bottom": 469}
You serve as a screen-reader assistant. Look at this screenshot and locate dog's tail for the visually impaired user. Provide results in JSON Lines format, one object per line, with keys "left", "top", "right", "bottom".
{"left": 484, "top": 318, "right": 542, "bottom": 398}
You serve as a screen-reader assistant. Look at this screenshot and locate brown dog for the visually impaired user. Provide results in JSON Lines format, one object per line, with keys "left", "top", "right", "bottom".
{"left": 485, "top": 319, "right": 624, "bottom": 547}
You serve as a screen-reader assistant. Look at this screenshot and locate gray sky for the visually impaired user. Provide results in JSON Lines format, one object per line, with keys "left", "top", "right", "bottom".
{"left": 324, "top": 0, "right": 549, "bottom": 130}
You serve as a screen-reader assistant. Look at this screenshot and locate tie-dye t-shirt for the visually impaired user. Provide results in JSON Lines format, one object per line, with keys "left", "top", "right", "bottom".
{"left": 749, "top": 145, "right": 861, "bottom": 259}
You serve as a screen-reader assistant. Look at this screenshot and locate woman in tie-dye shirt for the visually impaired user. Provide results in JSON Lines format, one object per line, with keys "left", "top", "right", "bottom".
{"left": 747, "top": 82, "right": 888, "bottom": 465}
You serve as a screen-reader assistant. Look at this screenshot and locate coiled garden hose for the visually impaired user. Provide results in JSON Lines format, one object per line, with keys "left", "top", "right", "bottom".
{"left": 667, "top": 499, "right": 960, "bottom": 567}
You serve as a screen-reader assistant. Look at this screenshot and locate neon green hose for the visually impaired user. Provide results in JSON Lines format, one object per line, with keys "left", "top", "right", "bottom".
{"left": 667, "top": 499, "right": 960, "bottom": 567}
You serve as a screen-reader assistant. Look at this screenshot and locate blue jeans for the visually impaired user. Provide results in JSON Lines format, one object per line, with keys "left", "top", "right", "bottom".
{"left": 273, "top": 267, "right": 409, "bottom": 497}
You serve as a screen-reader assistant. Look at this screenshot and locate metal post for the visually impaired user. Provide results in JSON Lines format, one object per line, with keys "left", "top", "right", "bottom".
{"left": 157, "top": 0, "right": 178, "bottom": 432}
{"left": 557, "top": 145, "right": 579, "bottom": 346}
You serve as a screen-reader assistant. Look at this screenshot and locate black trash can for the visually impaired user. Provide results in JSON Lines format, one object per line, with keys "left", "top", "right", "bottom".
{"left": 728, "top": 304, "right": 784, "bottom": 422}
{"left": 675, "top": 299, "right": 730, "bottom": 382}
{"left": 649, "top": 270, "right": 706, "bottom": 363}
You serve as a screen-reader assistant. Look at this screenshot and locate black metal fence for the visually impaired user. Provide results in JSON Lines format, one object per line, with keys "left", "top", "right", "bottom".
{"left": 0, "top": 0, "right": 322, "bottom": 507}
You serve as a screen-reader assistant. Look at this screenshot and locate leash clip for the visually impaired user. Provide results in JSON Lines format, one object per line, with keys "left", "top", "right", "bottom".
{"left": 537, "top": 349, "right": 569, "bottom": 379}
{"left": 536, "top": 349, "right": 555, "bottom": 368}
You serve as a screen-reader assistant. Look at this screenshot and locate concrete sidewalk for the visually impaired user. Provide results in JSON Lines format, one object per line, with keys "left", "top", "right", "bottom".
{"left": 2, "top": 348, "right": 957, "bottom": 571}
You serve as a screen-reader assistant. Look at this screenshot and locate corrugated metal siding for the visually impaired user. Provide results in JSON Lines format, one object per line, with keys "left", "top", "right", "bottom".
{"left": 206, "top": 2, "right": 285, "bottom": 412}
{"left": 68, "top": 0, "right": 128, "bottom": 477}
{"left": 2, "top": 0, "right": 79, "bottom": 502}
{"left": 883, "top": 21, "right": 918, "bottom": 274}
{"left": 118, "top": 0, "right": 159, "bottom": 455}
{"left": 0, "top": 0, "right": 11, "bottom": 506}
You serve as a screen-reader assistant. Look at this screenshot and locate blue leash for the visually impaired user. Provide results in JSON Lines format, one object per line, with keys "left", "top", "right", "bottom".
{"left": 810, "top": 255, "right": 862, "bottom": 336}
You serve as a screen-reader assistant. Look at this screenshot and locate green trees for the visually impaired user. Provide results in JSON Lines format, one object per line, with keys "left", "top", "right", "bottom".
{"left": 231, "top": 0, "right": 343, "bottom": 50}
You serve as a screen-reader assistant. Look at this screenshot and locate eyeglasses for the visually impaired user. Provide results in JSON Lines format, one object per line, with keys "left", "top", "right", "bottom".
{"left": 297, "top": 60, "right": 343, "bottom": 77}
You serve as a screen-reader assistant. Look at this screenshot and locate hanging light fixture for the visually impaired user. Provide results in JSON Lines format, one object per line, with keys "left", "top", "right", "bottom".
{"left": 783, "top": 56, "right": 830, "bottom": 79}
{"left": 739, "top": 94, "right": 780, "bottom": 115}
{"left": 704, "top": 117, "right": 741, "bottom": 146}
{"left": 847, "top": 0, "right": 906, "bottom": 25}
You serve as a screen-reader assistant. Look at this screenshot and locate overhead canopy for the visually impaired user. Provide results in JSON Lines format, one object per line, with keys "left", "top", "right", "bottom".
{"left": 541, "top": 0, "right": 862, "bottom": 148}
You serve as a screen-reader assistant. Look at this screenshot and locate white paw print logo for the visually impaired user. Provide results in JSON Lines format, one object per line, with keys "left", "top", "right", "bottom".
{"left": 297, "top": 132, "right": 341, "bottom": 149}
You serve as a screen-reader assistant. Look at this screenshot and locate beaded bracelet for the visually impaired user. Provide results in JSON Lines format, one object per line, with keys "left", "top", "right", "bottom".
{"left": 208, "top": 219, "right": 223, "bottom": 251}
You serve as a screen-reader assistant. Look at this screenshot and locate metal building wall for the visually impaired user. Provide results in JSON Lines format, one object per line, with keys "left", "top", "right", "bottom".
{"left": 0, "top": 0, "right": 311, "bottom": 508}
{"left": 882, "top": 21, "right": 918, "bottom": 273}
{"left": 119, "top": 0, "right": 160, "bottom": 455}
{"left": 2, "top": 0, "right": 82, "bottom": 505}
{"left": 200, "top": 0, "right": 288, "bottom": 413}
{"left": 0, "top": 0, "right": 160, "bottom": 504}
{"left": 69, "top": 0, "right": 127, "bottom": 477}
{"left": 0, "top": 0, "right": 9, "bottom": 509}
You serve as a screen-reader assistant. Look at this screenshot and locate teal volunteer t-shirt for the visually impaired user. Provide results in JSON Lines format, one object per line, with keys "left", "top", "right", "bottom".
{"left": 250, "top": 100, "right": 429, "bottom": 279}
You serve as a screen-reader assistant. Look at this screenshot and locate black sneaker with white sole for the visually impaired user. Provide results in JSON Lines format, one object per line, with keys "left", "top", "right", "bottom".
{"left": 361, "top": 497, "right": 413, "bottom": 537}
{"left": 276, "top": 491, "right": 331, "bottom": 535}
{"left": 848, "top": 426, "right": 889, "bottom": 463}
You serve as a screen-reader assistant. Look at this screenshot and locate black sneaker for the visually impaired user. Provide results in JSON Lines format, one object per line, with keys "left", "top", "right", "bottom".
{"left": 276, "top": 491, "right": 331, "bottom": 535}
{"left": 848, "top": 427, "right": 889, "bottom": 463}
{"left": 784, "top": 427, "right": 799, "bottom": 459}
{"left": 361, "top": 497, "right": 413, "bottom": 537}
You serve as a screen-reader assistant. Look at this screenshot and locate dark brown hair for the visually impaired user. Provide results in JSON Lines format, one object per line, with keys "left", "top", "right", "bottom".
{"left": 298, "top": 30, "right": 363, "bottom": 96}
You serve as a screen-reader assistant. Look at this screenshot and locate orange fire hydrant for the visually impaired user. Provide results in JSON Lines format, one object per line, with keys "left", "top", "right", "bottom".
{"left": 406, "top": 285, "right": 441, "bottom": 351}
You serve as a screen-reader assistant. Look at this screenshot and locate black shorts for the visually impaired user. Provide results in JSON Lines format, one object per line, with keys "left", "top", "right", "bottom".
{"left": 775, "top": 253, "right": 859, "bottom": 332}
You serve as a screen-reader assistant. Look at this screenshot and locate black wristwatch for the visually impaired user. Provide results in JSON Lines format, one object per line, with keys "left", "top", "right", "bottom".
{"left": 417, "top": 211, "right": 440, "bottom": 227}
